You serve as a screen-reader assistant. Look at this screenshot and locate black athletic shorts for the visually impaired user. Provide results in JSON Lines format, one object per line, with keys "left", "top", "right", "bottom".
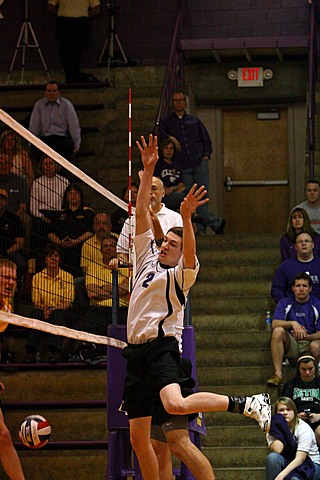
{"left": 122, "top": 336, "right": 195, "bottom": 420}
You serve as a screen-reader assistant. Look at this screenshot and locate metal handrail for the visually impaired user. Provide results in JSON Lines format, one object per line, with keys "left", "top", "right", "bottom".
{"left": 307, "top": 0, "right": 318, "bottom": 179}
{"left": 154, "top": 0, "right": 186, "bottom": 134}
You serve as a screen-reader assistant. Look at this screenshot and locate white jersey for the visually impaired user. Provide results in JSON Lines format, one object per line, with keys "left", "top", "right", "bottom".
{"left": 117, "top": 204, "right": 183, "bottom": 257}
{"left": 127, "top": 228, "right": 199, "bottom": 345}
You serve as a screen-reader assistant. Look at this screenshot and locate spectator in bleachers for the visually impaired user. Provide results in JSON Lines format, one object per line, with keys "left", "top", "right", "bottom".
{"left": 0, "top": 130, "right": 34, "bottom": 188}
{"left": 268, "top": 273, "right": 320, "bottom": 387}
{"left": 282, "top": 355, "right": 320, "bottom": 447}
{"left": 47, "top": 0, "right": 101, "bottom": 84}
{"left": 25, "top": 243, "right": 74, "bottom": 364}
{"left": 266, "top": 397, "right": 320, "bottom": 480}
{"left": 71, "top": 212, "right": 111, "bottom": 320}
{"left": 85, "top": 234, "right": 129, "bottom": 329}
{"left": 271, "top": 232, "right": 320, "bottom": 303}
{"left": 81, "top": 213, "right": 111, "bottom": 274}
{"left": 111, "top": 183, "right": 138, "bottom": 235}
{"left": 29, "top": 81, "right": 81, "bottom": 161}
{"left": 48, "top": 184, "right": 94, "bottom": 277}
{"left": 30, "top": 155, "right": 69, "bottom": 258}
{"left": 295, "top": 180, "right": 320, "bottom": 234}
{"left": 0, "top": 188, "right": 26, "bottom": 277}
{"left": 154, "top": 138, "right": 188, "bottom": 212}
{"left": 280, "top": 207, "right": 320, "bottom": 260}
{"left": 0, "top": 152, "right": 31, "bottom": 254}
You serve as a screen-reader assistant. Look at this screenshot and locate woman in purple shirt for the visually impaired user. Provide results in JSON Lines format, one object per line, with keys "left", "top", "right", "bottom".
{"left": 280, "top": 207, "right": 320, "bottom": 260}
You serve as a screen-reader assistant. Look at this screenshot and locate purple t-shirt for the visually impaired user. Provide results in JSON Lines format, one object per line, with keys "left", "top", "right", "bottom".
{"left": 274, "top": 296, "right": 320, "bottom": 334}
{"left": 271, "top": 256, "right": 320, "bottom": 303}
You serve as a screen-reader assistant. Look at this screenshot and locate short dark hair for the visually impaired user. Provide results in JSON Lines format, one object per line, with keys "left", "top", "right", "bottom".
{"left": 292, "top": 272, "right": 312, "bottom": 287}
{"left": 306, "top": 179, "right": 320, "bottom": 188}
{"left": 46, "top": 80, "right": 60, "bottom": 90}
{"left": 44, "top": 243, "right": 61, "bottom": 258}
{"left": 295, "top": 231, "right": 313, "bottom": 243}
{"left": 159, "top": 138, "right": 177, "bottom": 159}
{"left": 166, "top": 226, "right": 183, "bottom": 239}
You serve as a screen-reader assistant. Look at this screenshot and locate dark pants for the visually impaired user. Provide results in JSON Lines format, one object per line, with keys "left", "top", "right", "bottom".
{"left": 56, "top": 16, "right": 89, "bottom": 83}
{"left": 25, "top": 308, "right": 69, "bottom": 354}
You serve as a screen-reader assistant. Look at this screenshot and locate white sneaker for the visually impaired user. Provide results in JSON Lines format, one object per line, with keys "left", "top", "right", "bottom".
{"left": 244, "top": 393, "right": 271, "bottom": 433}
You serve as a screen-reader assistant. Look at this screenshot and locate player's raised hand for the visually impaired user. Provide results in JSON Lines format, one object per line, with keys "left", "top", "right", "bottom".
{"left": 180, "top": 184, "right": 209, "bottom": 218}
{"left": 136, "top": 134, "right": 158, "bottom": 169}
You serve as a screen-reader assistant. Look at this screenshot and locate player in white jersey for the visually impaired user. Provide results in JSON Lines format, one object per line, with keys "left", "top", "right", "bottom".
{"left": 122, "top": 134, "right": 271, "bottom": 480}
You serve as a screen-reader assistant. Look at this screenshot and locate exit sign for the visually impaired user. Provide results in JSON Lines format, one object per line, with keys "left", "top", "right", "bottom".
{"left": 237, "top": 67, "right": 264, "bottom": 87}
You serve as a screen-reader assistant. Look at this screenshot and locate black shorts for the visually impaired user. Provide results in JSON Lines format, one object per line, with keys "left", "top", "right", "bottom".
{"left": 122, "top": 336, "right": 195, "bottom": 420}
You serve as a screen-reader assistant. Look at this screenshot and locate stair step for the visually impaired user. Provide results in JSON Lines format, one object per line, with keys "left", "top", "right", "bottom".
{"left": 197, "top": 365, "right": 273, "bottom": 386}
{"left": 196, "top": 330, "right": 271, "bottom": 349}
{"left": 193, "top": 313, "right": 273, "bottom": 330}
{"left": 203, "top": 445, "right": 268, "bottom": 468}
{"left": 192, "top": 296, "right": 272, "bottom": 314}
{"left": 196, "top": 348, "right": 272, "bottom": 367}
{"left": 202, "top": 425, "right": 266, "bottom": 447}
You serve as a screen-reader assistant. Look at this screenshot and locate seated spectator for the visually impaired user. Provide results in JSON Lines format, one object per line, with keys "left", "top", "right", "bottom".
{"left": 266, "top": 396, "right": 320, "bottom": 480}
{"left": 25, "top": 243, "right": 74, "bottom": 364}
{"left": 0, "top": 188, "right": 26, "bottom": 277}
{"left": 154, "top": 139, "right": 188, "bottom": 211}
{"left": 48, "top": 184, "right": 94, "bottom": 277}
{"left": 282, "top": 355, "right": 320, "bottom": 447}
{"left": 72, "top": 212, "right": 111, "bottom": 320}
{"left": 295, "top": 180, "right": 320, "bottom": 234}
{"left": 29, "top": 81, "right": 81, "bottom": 161}
{"left": 30, "top": 155, "right": 69, "bottom": 258}
{"left": 280, "top": 207, "right": 320, "bottom": 260}
{"left": 267, "top": 273, "right": 320, "bottom": 386}
{"left": 85, "top": 234, "right": 129, "bottom": 329}
{"left": 271, "top": 232, "right": 320, "bottom": 303}
{"left": 0, "top": 129, "right": 34, "bottom": 188}
{"left": 81, "top": 213, "right": 111, "bottom": 274}
{"left": 0, "top": 152, "right": 31, "bottom": 253}
{"left": 111, "top": 183, "right": 138, "bottom": 235}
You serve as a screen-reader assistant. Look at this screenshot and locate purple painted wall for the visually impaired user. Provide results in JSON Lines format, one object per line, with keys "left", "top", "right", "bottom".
{"left": 0, "top": 0, "right": 312, "bottom": 71}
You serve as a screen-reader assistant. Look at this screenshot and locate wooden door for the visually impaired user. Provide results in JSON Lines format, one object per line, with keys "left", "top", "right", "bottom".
{"left": 222, "top": 109, "right": 289, "bottom": 234}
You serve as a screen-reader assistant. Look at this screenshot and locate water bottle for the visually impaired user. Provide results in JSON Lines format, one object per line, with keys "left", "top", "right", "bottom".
{"left": 265, "top": 310, "right": 272, "bottom": 331}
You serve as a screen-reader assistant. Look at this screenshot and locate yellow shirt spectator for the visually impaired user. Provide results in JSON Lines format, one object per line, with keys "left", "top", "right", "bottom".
{"left": 32, "top": 268, "right": 74, "bottom": 309}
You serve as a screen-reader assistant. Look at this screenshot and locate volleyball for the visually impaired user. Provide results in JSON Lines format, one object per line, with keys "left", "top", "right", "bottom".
{"left": 19, "top": 415, "right": 51, "bottom": 449}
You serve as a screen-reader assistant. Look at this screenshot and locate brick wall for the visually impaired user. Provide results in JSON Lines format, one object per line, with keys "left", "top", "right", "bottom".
{"left": 0, "top": 0, "right": 311, "bottom": 71}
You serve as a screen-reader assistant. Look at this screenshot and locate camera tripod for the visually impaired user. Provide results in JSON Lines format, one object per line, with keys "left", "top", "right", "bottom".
{"left": 97, "top": 2, "right": 136, "bottom": 86}
{"left": 7, "top": 0, "right": 51, "bottom": 84}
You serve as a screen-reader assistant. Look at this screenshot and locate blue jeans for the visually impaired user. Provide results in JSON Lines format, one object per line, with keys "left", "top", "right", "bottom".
{"left": 181, "top": 161, "right": 222, "bottom": 232}
{"left": 266, "top": 452, "right": 320, "bottom": 480}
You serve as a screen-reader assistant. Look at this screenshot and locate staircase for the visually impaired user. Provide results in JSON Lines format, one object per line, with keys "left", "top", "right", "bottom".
{"left": 193, "top": 232, "right": 296, "bottom": 480}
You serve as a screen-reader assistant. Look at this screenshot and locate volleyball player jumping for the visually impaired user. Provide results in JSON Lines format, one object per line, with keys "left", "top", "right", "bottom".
{"left": 121, "top": 134, "right": 271, "bottom": 480}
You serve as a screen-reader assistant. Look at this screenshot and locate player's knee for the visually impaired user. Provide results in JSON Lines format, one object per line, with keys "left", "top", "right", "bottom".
{"left": 167, "top": 435, "right": 190, "bottom": 458}
{"left": 271, "top": 326, "right": 285, "bottom": 339}
{"left": 162, "top": 398, "right": 186, "bottom": 415}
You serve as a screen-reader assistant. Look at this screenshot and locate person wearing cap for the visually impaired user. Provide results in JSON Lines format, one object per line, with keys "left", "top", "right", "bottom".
{"left": 282, "top": 355, "right": 320, "bottom": 446}
{"left": 0, "top": 188, "right": 26, "bottom": 276}
{"left": 267, "top": 272, "right": 320, "bottom": 387}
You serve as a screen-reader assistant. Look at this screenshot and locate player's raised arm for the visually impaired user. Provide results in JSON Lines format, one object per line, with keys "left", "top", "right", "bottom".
{"left": 135, "top": 135, "right": 159, "bottom": 236}
{"left": 180, "top": 184, "right": 209, "bottom": 268}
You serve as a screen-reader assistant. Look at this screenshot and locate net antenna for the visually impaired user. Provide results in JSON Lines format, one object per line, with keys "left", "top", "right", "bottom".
{"left": 7, "top": 0, "right": 51, "bottom": 84}
{"left": 97, "top": 1, "right": 136, "bottom": 86}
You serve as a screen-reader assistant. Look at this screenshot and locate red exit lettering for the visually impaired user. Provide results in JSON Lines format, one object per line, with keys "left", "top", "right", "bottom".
{"left": 242, "top": 68, "right": 260, "bottom": 81}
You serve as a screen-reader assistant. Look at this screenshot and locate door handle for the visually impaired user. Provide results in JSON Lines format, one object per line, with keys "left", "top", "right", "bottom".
{"left": 225, "top": 176, "right": 289, "bottom": 192}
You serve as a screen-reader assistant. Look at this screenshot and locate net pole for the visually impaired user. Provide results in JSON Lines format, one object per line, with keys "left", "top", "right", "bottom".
{"left": 128, "top": 88, "right": 133, "bottom": 288}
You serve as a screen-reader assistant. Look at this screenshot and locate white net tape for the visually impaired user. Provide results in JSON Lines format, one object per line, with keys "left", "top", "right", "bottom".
{"left": 0, "top": 311, "right": 127, "bottom": 349}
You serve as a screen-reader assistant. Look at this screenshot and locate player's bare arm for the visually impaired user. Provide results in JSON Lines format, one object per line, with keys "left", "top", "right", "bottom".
{"left": 180, "top": 184, "right": 209, "bottom": 268}
{"left": 135, "top": 135, "right": 159, "bottom": 236}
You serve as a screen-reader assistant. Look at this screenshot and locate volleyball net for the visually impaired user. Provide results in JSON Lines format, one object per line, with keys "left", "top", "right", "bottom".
{"left": 0, "top": 108, "right": 134, "bottom": 356}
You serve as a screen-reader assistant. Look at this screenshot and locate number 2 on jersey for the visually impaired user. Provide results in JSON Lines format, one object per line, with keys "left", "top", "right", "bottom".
{"left": 142, "top": 273, "right": 155, "bottom": 288}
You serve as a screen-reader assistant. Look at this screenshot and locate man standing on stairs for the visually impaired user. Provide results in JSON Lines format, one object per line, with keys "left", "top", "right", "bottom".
{"left": 121, "top": 134, "right": 271, "bottom": 480}
{"left": 157, "top": 91, "right": 225, "bottom": 235}
{"left": 0, "top": 258, "right": 25, "bottom": 480}
{"left": 267, "top": 272, "right": 320, "bottom": 387}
